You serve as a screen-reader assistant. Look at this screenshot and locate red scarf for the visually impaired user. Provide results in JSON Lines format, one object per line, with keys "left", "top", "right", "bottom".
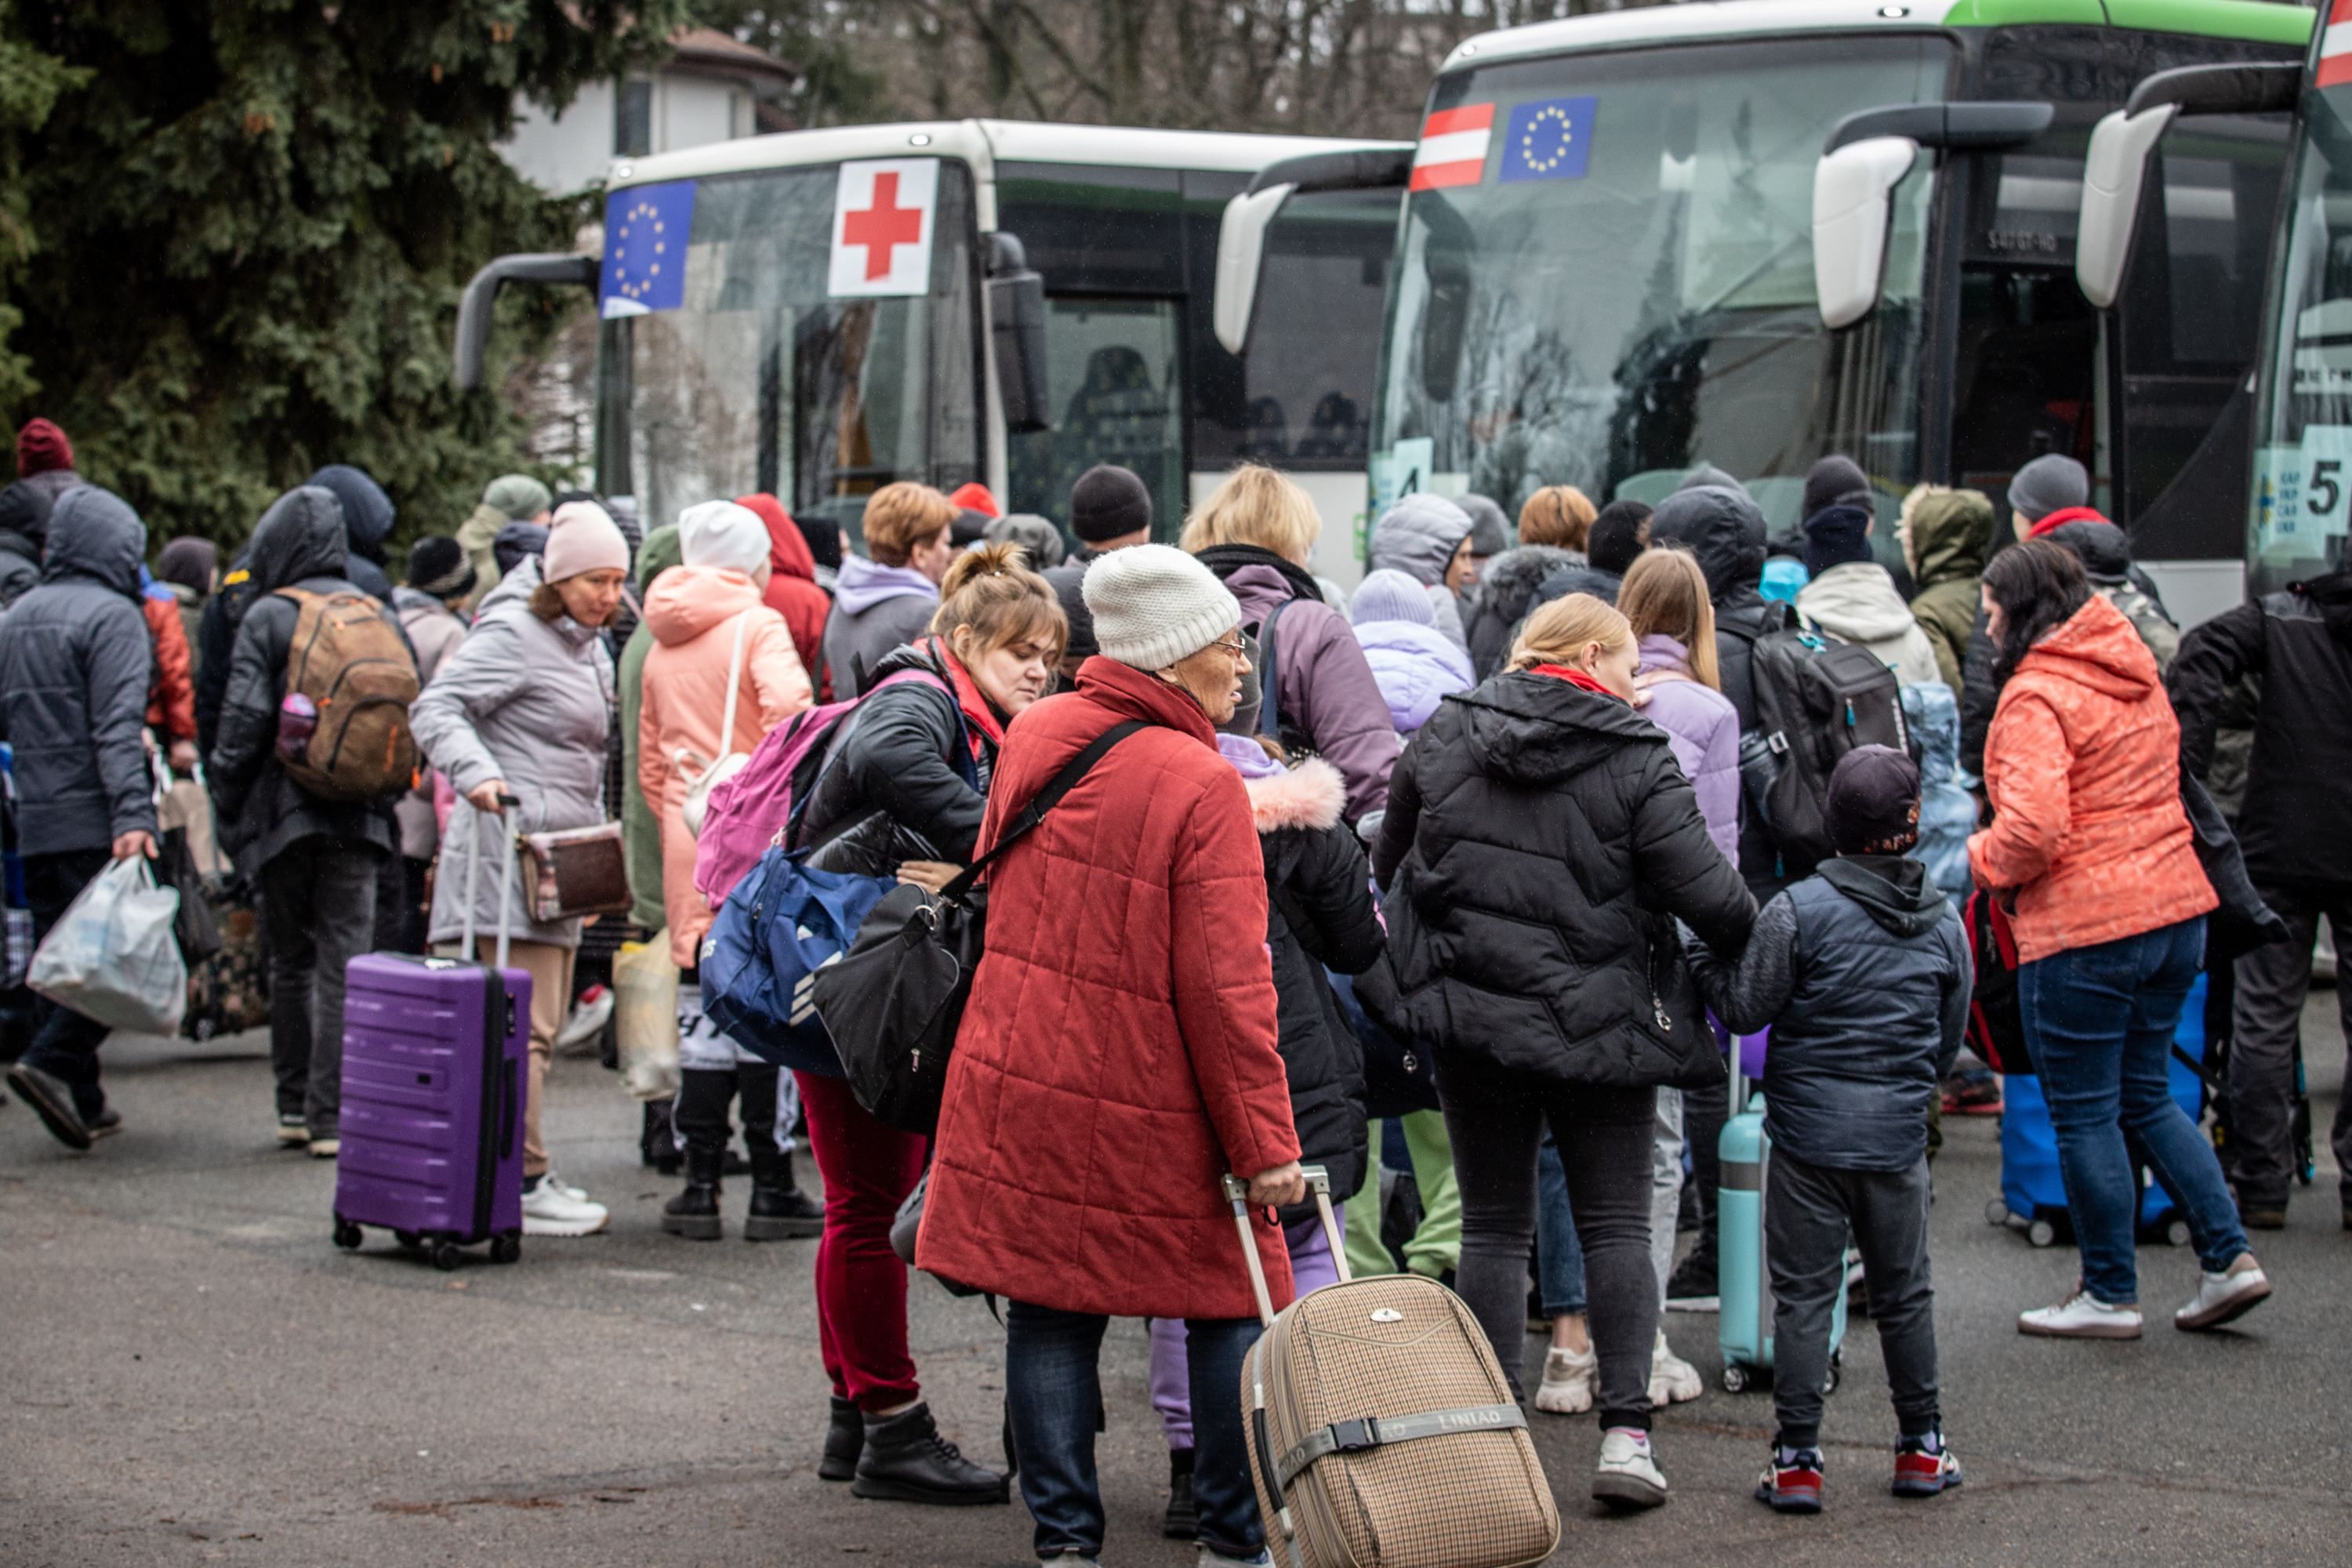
{"left": 1530, "top": 663, "right": 1624, "bottom": 702}
{"left": 928, "top": 638, "right": 1006, "bottom": 764}
{"left": 2025, "top": 505, "right": 2107, "bottom": 539}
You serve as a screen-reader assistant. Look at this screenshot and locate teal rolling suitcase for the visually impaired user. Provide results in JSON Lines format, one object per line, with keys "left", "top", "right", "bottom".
{"left": 1717, "top": 1033, "right": 1846, "bottom": 1395}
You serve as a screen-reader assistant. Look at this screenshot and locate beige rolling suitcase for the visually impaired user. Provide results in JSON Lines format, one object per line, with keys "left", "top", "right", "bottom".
{"left": 1229, "top": 1167, "right": 1560, "bottom": 1568}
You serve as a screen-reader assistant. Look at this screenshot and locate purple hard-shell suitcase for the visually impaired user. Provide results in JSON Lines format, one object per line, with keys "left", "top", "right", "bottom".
{"left": 332, "top": 800, "right": 531, "bottom": 1269}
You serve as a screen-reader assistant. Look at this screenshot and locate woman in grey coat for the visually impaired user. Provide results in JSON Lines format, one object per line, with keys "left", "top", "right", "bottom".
{"left": 408, "top": 503, "right": 631, "bottom": 1238}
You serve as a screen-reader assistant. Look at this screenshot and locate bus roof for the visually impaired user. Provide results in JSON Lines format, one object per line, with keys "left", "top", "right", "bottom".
{"left": 606, "top": 119, "right": 1407, "bottom": 193}
{"left": 1436, "top": 0, "right": 2312, "bottom": 74}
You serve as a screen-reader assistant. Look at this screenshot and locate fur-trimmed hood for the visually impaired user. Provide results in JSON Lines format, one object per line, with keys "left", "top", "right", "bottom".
{"left": 1241, "top": 753, "right": 1347, "bottom": 834}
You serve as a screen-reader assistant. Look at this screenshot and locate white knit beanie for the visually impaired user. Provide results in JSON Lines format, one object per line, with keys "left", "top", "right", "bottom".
{"left": 1083, "top": 545, "right": 1243, "bottom": 670}
{"left": 542, "top": 500, "right": 630, "bottom": 582}
{"left": 677, "top": 499, "right": 770, "bottom": 575}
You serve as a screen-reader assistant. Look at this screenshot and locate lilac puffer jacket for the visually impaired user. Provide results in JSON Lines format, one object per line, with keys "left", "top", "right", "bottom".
{"left": 1222, "top": 562, "right": 1399, "bottom": 823}
{"left": 1632, "top": 633, "right": 1740, "bottom": 865}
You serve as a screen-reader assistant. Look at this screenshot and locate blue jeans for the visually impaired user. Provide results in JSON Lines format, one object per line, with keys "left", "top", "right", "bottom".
{"left": 2020, "top": 916, "right": 2249, "bottom": 1303}
{"left": 1006, "top": 1301, "right": 1263, "bottom": 1563}
{"left": 1536, "top": 1135, "right": 1587, "bottom": 1318}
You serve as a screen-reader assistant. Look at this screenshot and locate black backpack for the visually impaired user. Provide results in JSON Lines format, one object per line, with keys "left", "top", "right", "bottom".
{"left": 1745, "top": 626, "right": 1907, "bottom": 877}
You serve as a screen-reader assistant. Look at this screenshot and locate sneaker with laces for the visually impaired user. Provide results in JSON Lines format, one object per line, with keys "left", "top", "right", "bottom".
{"left": 2018, "top": 1286, "right": 2142, "bottom": 1339}
{"left": 554, "top": 985, "right": 614, "bottom": 1053}
{"left": 1755, "top": 1445, "right": 1824, "bottom": 1513}
{"left": 539, "top": 1169, "right": 589, "bottom": 1203}
{"left": 1592, "top": 1427, "right": 1668, "bottom": 1509}
{"left": 2174, "top": 1253, "right": 2271, "bottom": 1330}
{"left": 521, "top": 1178, "right": 610, "bottom": 1236}
{"left": 275, "top": 1113, "right": 308, "bottom": 1147}
{"left": 1648, "top": 1328, "right": 1702, "bottom": 1406}
{"left": 1665, "top": 1244, "right": 1718, "bottom": 1312}
{"left": 1534, "top": 1343, "right": 1596, "bottom": 1414}
{"left": 1893, "top": 1433, "right": 1962, "bottom": 1497}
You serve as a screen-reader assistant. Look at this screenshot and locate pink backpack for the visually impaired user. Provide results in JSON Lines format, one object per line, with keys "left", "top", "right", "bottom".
{"left": 691, "top": 669, "right": 953, "bottom": 907}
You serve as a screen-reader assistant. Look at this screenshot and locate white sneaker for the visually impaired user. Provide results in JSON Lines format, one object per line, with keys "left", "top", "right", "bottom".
{"left": 539, "top": 1168, "right": 588, "bottom": 1203}
{"left": 1535, "top": 1343, "right": 1596, "bottom": 1414}
{"left": 2175, "top": 1254, "right": 2271, "bottom": 1331}
{"left": 2018, "top": 1285, "right": 2142, "bottom": 1339}
{"left": 554, "top": 985, "right": 613, "bottom": 1052}
{"left": 1648, "top": 1328, "right": 1702, "bottom": 1406}
{"left": 522, "top": 1179, "right": 609, "bottom": 1236}
{"left": 1592, "top": 1427, "right": 1668, "bottom": 1509}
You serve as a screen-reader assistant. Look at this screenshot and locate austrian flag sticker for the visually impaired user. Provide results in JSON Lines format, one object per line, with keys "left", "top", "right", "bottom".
{"left": 2321, "top": 0, "right": 2352, "bottom": 89}
{"left": 1411, "top": 103, "right": 1494, "bottom": 191}
{"left": 829, "top": 158, "right": 938, "bottom": 299}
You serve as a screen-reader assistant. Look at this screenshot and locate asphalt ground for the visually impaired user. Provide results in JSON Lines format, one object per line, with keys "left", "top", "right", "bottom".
{"left": 2, "top": 989, "right": 2344, "bottom": 1568}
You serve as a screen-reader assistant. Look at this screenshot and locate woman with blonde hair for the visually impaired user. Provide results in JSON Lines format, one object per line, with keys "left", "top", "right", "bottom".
{"left": 1183, "top": 464, "right": 1396, "bottom": 826}
{"left": 1372, "top": 590, "right": 1755, "bottom": 1510}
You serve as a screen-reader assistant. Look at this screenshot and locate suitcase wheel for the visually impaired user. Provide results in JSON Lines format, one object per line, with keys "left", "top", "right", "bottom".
{"left": 1984, "top": 1199, "right": 2009, "bottom": 1227}
{"left": 332, "top": 1217, "right": 362, "bottom": 1250}
{"left": 394, "top": 1229, "right": 422, "bottom": 1251}
{"left": 2027, "top": 1218, "right": 2057, "bottom": 1249}
{"left": 1721, "top": 1363, "right": 1748, "bottom": 1394}
{"left": 2161, "top": 1218, "right": 2190, "bottom": 1248}
{"left": 491, "top": 1233, "right": 521, "bottom": 1265}
{"left": 430, "top": 1241, "right": 464, "bottom": 1272}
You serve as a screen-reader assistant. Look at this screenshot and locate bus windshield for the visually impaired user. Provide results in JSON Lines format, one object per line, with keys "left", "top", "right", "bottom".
{"left": 596, "top": 162, "right": 981, "bottom": 540}
{"left": 1374, "top": 35, "right": 1951, "bottom": 529}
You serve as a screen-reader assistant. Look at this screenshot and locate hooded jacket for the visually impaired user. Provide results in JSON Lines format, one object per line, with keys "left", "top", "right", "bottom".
{"left": 207, "top": 487, "right": 408, "bottom": 876}
{"left": 916, "top": 659, "right": 1301, "bottom": 1320}
{"left": 1371, "top": 670, "right": 1756, "bottom": 1087}
{"left": 306, "top": 465, "right": 396, "bottom": 601}
{"left": 739, "top": 493, "right": 832, "bottom": 698}
{"left": 2170, "top": 570, "right": 2352, "bottom": 888}
{"left": 796, "top": 640, "right": 993, "bottom": 880}
{"left": 141, "top": 577, "right": 197, "bottom": 742}
{"left": 0, "top": 479, "right": 50, "bottom": 609}
{"left": 389, "top": 586, "right": 469, "bottom": 859}
{"left": 1367, "top": 496, "right": 1472, "bottom": 652}
{"left": 637, "top": 564, "right": 811, "bottom": 964}
{"left": 1970, "top": 593, "right": 2216, "bottom": 963}
{"left": 1632, "top": 634, "right": 1740, "bottom": 865}
{"left": 822, "top": 554, "right": 940, "bottom": 698}
{"left": 1901, "top": 680, "right": 1977, "bottom": 900}
{"left": 1352, "top": 614, "right": 1474, "bottom": 735}
{"left": 0, "top": 486, "right": 157, "bottom": 855}
{"left": 2042, "top": 518, "right": 2180, "bottom": 673}
{"left": 1536, "top": 560, "right": 1624, "bottom": 608}
{"left": 408, "top": 557, "right": 614, "bottom": 950}
{"left": 1042, "top": 543, "right": 1118, "bottom": 667}
{"left": 1688, "top": 855, "right": 1967, "bottom": 1171}
{"left": 1902, "top": 488, "right": 1995, "bottom": 691}
{"left": 620, "top": 525, "right": 683, "bottom": 930}
{"left": 1463, "top": 544, "right": 1579, "bottom": 680}
{"left": 1796, "top": 561, "right": 1943, "bottom": 687}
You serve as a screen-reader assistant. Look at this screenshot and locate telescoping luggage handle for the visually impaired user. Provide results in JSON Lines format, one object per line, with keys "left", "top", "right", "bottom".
{"left": 1222, "top": 1164, "right": 1349, "bottom": 1329}
{"left": 459, "top": 792, "right": 524, "bottom": 971}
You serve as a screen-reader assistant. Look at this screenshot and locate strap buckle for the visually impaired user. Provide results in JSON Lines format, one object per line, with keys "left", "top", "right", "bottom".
{"left": 1327, "top": 1417, "right": 1381, "bottom": 1454}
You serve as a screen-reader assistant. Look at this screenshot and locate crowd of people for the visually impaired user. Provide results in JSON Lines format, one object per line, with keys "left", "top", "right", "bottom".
{"left": 0, "top": 407, "right": 2343, "bottom": 1563}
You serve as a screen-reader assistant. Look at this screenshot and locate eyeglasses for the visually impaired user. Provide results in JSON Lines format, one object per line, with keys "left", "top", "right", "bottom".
{"left": 1207, "top": 636, "right": 1251, "bottom": 659}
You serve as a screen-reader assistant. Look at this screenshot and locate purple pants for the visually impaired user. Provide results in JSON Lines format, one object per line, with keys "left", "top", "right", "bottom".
{"left": 1151, "top": 1214, "right": 1342, "bottom": 1449}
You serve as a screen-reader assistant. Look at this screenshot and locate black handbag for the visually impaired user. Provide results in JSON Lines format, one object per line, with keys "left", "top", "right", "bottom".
{"left": 811, "top": 720, "right": 1147, "bottom": 1136}
{"left": 159, "top": 826, "right": 222, "bottom": 963}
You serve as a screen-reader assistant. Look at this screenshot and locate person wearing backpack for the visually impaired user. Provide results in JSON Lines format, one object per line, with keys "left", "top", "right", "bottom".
{"left": 387, "top": 535, "right": 476, "bottom": 953}
{"left": 1793, "top": 484, "right": 1942, "bottom": 688}
{"left": 207, "top": 485, "right": 417, "bottom": 1159}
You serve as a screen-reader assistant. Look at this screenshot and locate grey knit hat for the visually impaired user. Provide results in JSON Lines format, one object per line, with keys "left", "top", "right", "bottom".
{"left": 2006, "top": 454, "right": 2088, "bottom": 526}
{"left": 1082, "top": 544, "right": 1242, "bottom": 670}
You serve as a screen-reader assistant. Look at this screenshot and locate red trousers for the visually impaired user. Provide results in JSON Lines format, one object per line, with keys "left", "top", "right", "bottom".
{"left": 796, "top": 1070, "right": 927, "bottom": 1413}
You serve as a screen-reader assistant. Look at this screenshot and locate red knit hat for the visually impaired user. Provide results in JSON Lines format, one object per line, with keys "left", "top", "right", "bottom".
{"left": 946, "top": 481, "right": 1000, "bottom": 518}
{"left": 14, "top": 418, "right": 73, "bottom": 478}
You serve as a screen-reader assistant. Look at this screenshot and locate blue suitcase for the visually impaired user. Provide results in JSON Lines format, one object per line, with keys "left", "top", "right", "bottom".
{"left": 1718, "top": 1029, "right": 1848, "bottom": 1395}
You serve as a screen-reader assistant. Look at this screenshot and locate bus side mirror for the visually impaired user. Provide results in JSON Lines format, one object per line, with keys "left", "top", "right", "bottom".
{"left": 1813, "top": 137, "right": 1918, "bottom": 330}
{"left": 452, "top": 252, "right": 599, "bottom": 390}
{"left": 1215, "top": 183, "right": 1294, "bottom": 355}
{"left": 986, "top": 232, "right": 1049, "bottom": 435}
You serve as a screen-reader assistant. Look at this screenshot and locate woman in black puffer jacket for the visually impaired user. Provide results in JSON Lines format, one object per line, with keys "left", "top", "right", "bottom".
{"left": 1372, "top": 593, "right": 1754, "bottom": 1511}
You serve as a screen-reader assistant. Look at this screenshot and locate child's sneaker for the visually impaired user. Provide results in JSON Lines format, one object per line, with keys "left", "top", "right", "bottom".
{"left": 1754, "top": 1444, "right": 1824, "bottom": 1513}
{"left": 1893, "top": 1432, "right": 1962, "bottom": 1497}
{"left": 1534, "top": 1343, "right": 1596, "bottom": 1414}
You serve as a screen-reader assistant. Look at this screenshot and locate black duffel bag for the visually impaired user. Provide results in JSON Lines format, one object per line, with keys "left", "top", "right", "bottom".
{"left": 812, "top": 720, "right": 1145, "bottom": 1135}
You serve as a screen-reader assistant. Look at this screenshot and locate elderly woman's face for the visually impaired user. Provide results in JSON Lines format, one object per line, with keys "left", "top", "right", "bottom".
{"left": 1160, "top": 626, "right": 1250, "bottom": 726}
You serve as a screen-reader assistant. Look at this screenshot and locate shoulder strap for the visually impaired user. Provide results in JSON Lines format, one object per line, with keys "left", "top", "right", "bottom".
{"left": 942, "top": 720, "right": 1149, "bottom": 901}
{"left": 717, "top": 609, "right": 751, "bottom": 753}
{"left": 1258, "top": 599, "right": 1288, "bottom": 735}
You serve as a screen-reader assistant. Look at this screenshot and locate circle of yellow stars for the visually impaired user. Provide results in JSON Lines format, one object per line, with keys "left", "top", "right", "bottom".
{"left": 612, "top": 199, "right": 668, "bottom": 299}
{"left": 1520, "top": 104, "right": 1577, "bottom": 173}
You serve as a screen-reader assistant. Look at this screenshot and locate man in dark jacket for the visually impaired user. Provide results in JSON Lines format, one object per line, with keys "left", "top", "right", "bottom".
{"left": 208, "top": 485, "right": 414, "bottom": 1156}
{"left": 1687, "top": 745, "right": 1968, "bottom": 1511}
{"left": 2170, "top": 569, "right": 2352, "bottom": 1230}
{"left": 307, "top": 463, "right": 397, "bottom": 600}
{"left": 13, "top": 416, "right": 81, "bottom": 504}
{"left": 1538, "top": 499, "right": 1653, "bottom": 607}
{"left": 1043, "top": 463, "right": 1152, "bottom": 673}
{"left": 0, "top": 479, "right": 52, "bottom": 608}
{"left": 0, "top": 486, "right": 158, "bottom": 1149}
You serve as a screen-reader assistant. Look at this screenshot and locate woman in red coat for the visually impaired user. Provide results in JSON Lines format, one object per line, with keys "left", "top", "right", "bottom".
{"left": 919, "top": 544, "right": 1305, "bottom": 1568}
{"left": 737, "top": 492, "right": 833, "bottom": 699}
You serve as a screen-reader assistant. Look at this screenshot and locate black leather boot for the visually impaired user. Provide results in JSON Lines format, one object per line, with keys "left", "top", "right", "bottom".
{"left": 850, "top": 1403, "right": 1009, "bottom": 1506}
{"left": 641, "top": 1099, "right": 680, "bottom": 1174}
{"left": 744, "top": 1145, "right": 825, "bottom": 1240}
{"left": 661, "top": 1140, "right": 724, "bottom": 1240}
{"left": 820, "top": 1395, "right": 863, "bottom": 1482}
{"left": 1162, "top": 1446, "right": 1197, "bottom": 1537}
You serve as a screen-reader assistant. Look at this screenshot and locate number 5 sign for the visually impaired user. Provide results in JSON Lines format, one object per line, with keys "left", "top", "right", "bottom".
{"left": 2259, "top": 425, "right": 2352, "bottom": 558}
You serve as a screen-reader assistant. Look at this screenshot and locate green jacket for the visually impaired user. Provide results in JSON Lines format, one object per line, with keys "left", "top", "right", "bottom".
{"left": 622, "top": 524, "right": 683, "bottom": 931}
{"left": 1904, "top": 488, "right": 1996, "bottom": 691}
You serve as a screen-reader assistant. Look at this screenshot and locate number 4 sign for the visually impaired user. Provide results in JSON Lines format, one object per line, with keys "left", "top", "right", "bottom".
{"left": 829, "top": 159, "right": 938, "bottom": 299}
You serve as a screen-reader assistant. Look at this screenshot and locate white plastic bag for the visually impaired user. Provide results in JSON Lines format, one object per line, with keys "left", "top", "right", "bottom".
{"left": 27, "top": 856, "right": 187, "bottom": 1036}
{"left": 613, "top": 938, "right": 681, "bottom": 1101}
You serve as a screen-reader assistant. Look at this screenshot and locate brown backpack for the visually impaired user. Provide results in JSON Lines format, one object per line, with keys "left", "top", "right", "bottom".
{"left": 274, "top": 587, "right": 419, "bottom": 801}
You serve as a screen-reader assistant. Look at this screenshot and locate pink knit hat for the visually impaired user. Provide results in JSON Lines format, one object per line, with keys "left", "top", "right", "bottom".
{"left": 543, "top": 500, "right": 630, "bottom": 582}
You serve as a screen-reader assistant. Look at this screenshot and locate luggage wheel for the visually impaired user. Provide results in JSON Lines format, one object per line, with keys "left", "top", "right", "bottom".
{"left": 430, "top": 1241, "right": 465, "bottom": 1272}
{"left": 332, "top": 1217, "right": 362, "bottom": 1250}
{"left": 2161, "top": 1218, "right": 2190, "bottom": 1248}
{"left": 1984, "top": 1199, "right": 2009, "bottom": 1227}
{"left": 394, "top": 1229, "right": 422, "bottom": 1250}
{"left": 490, "top": 1233, "right": 522, "bottom": 1265}
{"left": 1720, "top": 1363, "right": 1748, "bottom": 1394}
{"left": 2027, "top": 1218, "right": 2057, "bottom": 1249}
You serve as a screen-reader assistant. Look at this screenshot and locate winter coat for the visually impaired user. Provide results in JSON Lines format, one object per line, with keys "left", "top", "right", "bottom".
{"left": 796, "top": 640, "right": 993, "bottom": 879}
{"left": 1352, "top": 617, "right": 1474, "bottom": 735}
{"left": 1901, "top": 681, "right": 1977, "bottom": 899}
{"left": 389, "top": 588, "right": 470, "bottom": 861}
{"left": 1367, "top": 497, "right": 1472, "bottom": 652}
{"left": 2042, "top": 519, "right": 2181, "bottom": 674}
{"left": 457, "top": 503, "right": 511, "bottom": 614}
{"left": 822, "top": 554, "right": 939, "bottom": 697}
{"left": 620, "top": 526, "right": 682, "bottom": 931}
{"left": 1903, "top": 488, "right": 1994, "bottom": 691}
{"left": 1221, "top": 739, "right": 1383, "bottom": 1207}
{"left": 638, "top": 565, "right": 811, "bottom": 964}
{"left": 1537, "top": 561, "right": 1625, "bottom": 608}
{"left": 1631, "top": 634, "right": 1740, "bottom": 865}
{"left": 1196, "top": 546, "right": 1399, "bottom": 823}
{"left": 0, "top": 486, "right": 158, "bottom": 855}
{"left": 306, "top": 465, "right": 397, "bottom": 602}
{"left": 1371, "top": 670, "right": 1757, "bottom": 1088}
{"left": 1969, "top": 593, "right": 2216, "bottom": 964}
{"left": 1044, "top": 543, "right": 1116, "bottom": 666}
{"left": 1689, "top": 855, "right": 1967, "bottom": 1171}
{"left": 2170, "top": 571, "right": 2352, "bottom": 888}
{"left": 207, "top": 487, "right": 407, "bottom": 877}
{"left": 740, "top": 494, "right": 833, "bottom": 700}
{"left": 1464, "top": 544, "right": 1578, "bottom": 680}
{"left": 1796, "top": 561, "right": 1943, "bottom": 687}
{"left": 141, "top": 580, "right": 197, "bottom": 743}
{"left": 916, "top": 658, "right": 1302, "bottom": 1321}
{"left": 0, "top": 480, "right": 44, "bottom": 608}
{"left": 408, "top": 559, "right": 614, "bottom": 949}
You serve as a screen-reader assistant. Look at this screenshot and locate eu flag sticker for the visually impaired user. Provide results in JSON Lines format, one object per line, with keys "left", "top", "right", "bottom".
{"left": 601, "top": 180, "right": 696, "bottom": 318}
{"left": 1499, "top": 96, "right": 1597, "bottom": 183}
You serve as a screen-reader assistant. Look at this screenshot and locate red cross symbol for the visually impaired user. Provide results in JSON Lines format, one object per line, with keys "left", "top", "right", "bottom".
{"left": 842, "top": 172, "right": 924, "bottom": 281}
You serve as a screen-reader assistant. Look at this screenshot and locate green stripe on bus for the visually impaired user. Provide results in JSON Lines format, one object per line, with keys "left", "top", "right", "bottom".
{"left": 1944, "top": 0, "right": 2314, "bottom": 43}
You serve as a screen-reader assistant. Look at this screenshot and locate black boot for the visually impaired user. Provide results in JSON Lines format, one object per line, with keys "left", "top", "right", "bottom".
{"left": 662, "top": 1140, "right": 724, "bottom": 1240}
{"left": 1162, "top": 1446, "right": 1197, "bottom": 1538}
{"left": 744, "top": 1145, "right": 825, "bottom": 1241}
{"left": 820, "top": 1395, "right": 864, "bottom": 1482}
{"left": 850, "top": 1403, "right": 1009, "bottom": 1506}
{"left": 641, "top": 1099, "right": 680, "bottom": 1174}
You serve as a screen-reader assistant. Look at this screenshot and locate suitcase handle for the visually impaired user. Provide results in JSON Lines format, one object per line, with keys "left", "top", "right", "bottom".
{"left": 497, "top": 1054, "right": 519, "bottom": 1160}
{"left": 459, "top": 792, "right": 524, "bottom": 970}
{"left": 1221, "top": 1164, "right": 1347, "bottom": 1330}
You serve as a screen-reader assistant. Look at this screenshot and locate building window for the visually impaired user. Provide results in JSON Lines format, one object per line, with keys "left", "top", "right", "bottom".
{"left": 615, "top": 78, "right": 652, "bottom": 158}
